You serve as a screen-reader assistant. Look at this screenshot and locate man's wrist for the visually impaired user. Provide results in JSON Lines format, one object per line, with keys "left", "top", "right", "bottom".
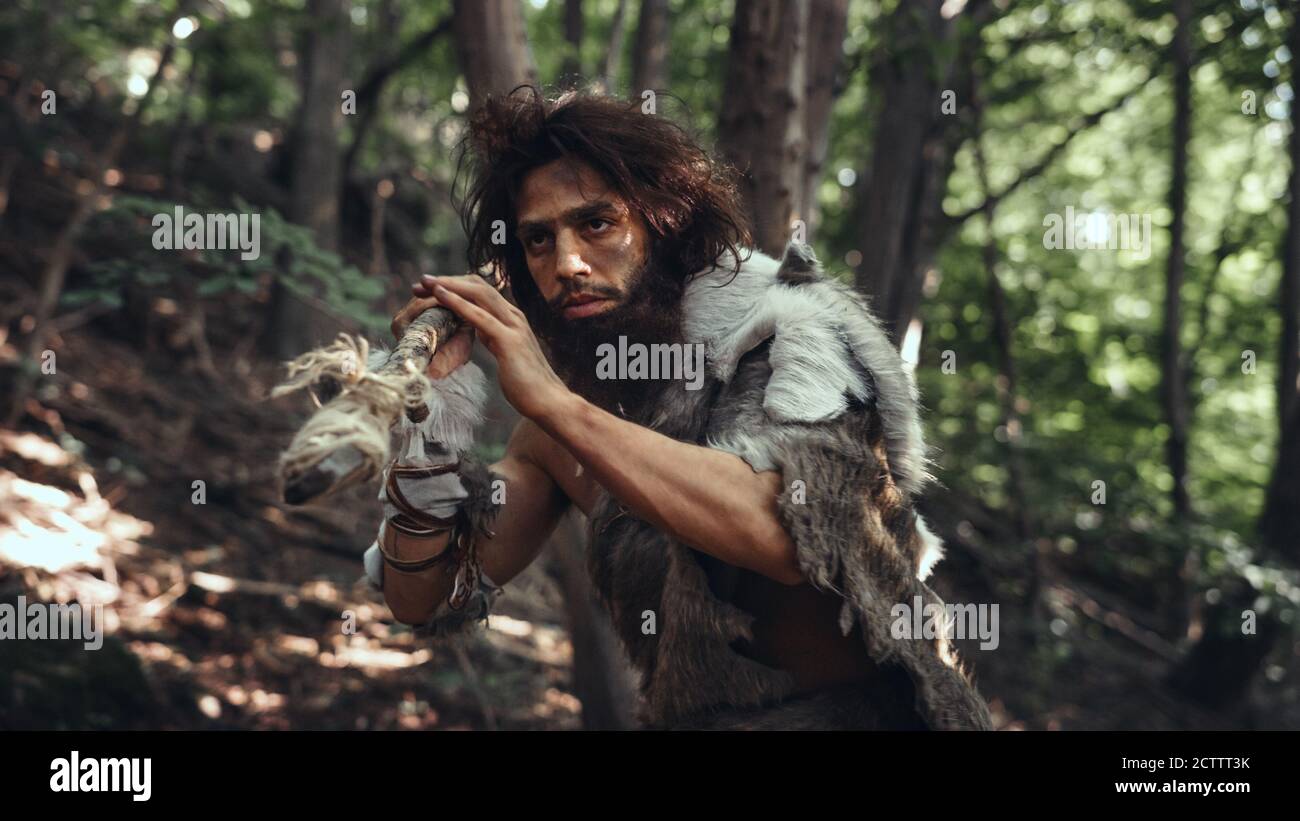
{"left": 531, "top": 387, "right": 589, "bottom": 441}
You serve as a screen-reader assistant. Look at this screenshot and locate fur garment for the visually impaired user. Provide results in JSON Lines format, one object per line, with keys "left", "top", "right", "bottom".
{"left": 587, "top": 240, "right": 992, "bottom": 730}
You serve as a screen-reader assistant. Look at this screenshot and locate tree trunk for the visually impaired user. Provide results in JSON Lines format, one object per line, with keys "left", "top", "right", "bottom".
{"left": 291, "top": 0, "right": 350, "bottom": 251}
{"left": 971, "top": 85, "right": 1032, "bottom": 544}
{"left": 1161, "top": 0, "right": 1192, "bottom": 521}
{"left": 600, "top": 0, "right": 630, "bottom": 93}
{"left": 1282, "top": 6, "right": 1300, "bottom": 438}
{"left": 630, "top": 0, "right": 670, "bottom": 95}
{"left": 1261, "top": 401, "right": 1300, "bottom": 551}
{"left": 852, "top": 0, "right": 956, "bottom": 341}
{"left": 1160, "top": 0, "right": 1198, "bottom": 647}
{"left": 717, "top": 0, "right": 810, "bottom": 255}
{"left": 561, "top": 0, "right": 584, "bottom": 87}
{"left": 547, "top": 511, "right": 639, "bottom": 729}
{"left": 1167, "top": 575, "right": 1282, "bottom": 712}
{"left": 1169, "top": 0, "right": 1284, "bottom": 710}
{"left": 268, "top": 0, "right": 351, "bottom": 361}
{"left": 452, "top": 0, "right": 538, "bottom": 107}
{"left": 799, "top": 0, "right": 849, "bottom": 236}
{"left": 971, "top": 78, "right": 1042, "bottom": 644}
{"left": 1260, "top": 2, "right": 1300, "bottom": 564}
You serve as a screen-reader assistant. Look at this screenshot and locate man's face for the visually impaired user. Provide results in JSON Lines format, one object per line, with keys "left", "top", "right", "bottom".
{"left": 512, "top": 157, "right": 688, "bottom": 413}
{"left": 515, "top": 158, "right": 652, "bottom": 323}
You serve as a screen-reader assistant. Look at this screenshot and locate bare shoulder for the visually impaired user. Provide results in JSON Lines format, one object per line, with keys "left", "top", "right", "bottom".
{"left": 505, "top": 418, "right": 601, "bottom": 516}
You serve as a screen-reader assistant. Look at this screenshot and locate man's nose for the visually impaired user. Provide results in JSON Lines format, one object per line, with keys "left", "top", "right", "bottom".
{"left": 554, "top": 231, "right": 591, "bottom": 281}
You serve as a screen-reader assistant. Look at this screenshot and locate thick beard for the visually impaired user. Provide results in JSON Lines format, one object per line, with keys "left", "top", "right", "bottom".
{"left": 532, "top": 251, "right": 686, "bottom": 416}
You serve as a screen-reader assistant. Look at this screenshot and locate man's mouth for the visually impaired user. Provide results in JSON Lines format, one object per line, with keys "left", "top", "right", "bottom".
{"left": 561, "top": 294, "right": 615, "bottom": 320}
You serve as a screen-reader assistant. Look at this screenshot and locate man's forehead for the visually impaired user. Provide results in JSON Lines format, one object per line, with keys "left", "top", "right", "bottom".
{"left": 517, "top": 159, "right": 624, "bottom": 224}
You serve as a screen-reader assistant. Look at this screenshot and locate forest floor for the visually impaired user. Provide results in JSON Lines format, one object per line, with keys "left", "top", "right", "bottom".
{"left": 1, "top": 267, "right": 1294, "bottom": 731}
{"left": 0, "top": 282, "right": 584, "bottom": 730}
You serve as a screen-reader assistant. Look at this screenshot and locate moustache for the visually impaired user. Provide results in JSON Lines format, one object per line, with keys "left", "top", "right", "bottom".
{"left": 547, "top": 283, "right": 625, "bottom": 313}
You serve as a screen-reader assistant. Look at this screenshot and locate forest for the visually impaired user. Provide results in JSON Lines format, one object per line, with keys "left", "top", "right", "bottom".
{"left": 0, "top": 0, "right": 1297, "bottom": 731}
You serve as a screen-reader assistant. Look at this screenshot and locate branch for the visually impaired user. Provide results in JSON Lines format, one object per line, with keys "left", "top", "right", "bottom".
{"left": 355, "top": 14, "right": 454, "bottom": 105}
{"left": 948, "top": 74, "right": 1150, "bottom": 225}
{"left": 343, "top": 14, "right": 454, "bottom": 176}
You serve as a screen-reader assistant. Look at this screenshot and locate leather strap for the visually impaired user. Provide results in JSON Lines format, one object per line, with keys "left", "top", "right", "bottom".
{"left": 389, "top": 461, "right": 461, "bottom": 479}
{"left": 378, "top": 519, "right": 457, "bottom": 573}
{"left": 448, "top": 525, "right": 480, "bottom": 611}
{"left": 384, "top": 462, "right": 461, "bottom": 533}
{"left": 378, "top": 459, "right": 485, "bottom": 611}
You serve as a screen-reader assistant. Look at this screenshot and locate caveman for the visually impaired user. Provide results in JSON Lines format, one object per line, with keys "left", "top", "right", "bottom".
{"left": 365, "top": 88, "right": 992, "bottom": 730}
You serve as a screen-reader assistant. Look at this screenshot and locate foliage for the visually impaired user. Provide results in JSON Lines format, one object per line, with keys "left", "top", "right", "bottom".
{"left": 68, "top": 195, "right": 388, "bottom": 330}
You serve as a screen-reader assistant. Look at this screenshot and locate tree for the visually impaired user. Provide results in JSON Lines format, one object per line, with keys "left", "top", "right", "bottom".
{"left": 971, "top": 75, "right": 1037, "bottom": 624}
{"left": 267, "top": 0, "right": 353, "bottom": 360}
{"left": 1260, "top": 0, "right": 1300, "bottom": 564}
{"left": 561, "top": 0, "right": 585, "bottom": 87}
{"left": 599, "top": 0, "right": 630, "bottom": 93}
{"left": 452, "top": 0, "right": 538, "bottom": 106}
{"left": 852, "top": 0, "right": 971, "bottom": 342}
{"left": 1161, "top": 0, "right": 1193, "bottom": 522}
{"left": 342, "top": 13, "right": 454, "bottom": 182}
{"left": 717, "top": 0, "right": 810, "bottom": 255}
{"left": 630, "top": 0, "right": 670, "bottom": 95}
{"left": 799, "top": 0, "right": 849, "bottom": 236}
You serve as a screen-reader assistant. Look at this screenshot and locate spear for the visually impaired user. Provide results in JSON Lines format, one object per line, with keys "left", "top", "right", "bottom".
{"left": 272, "top": 305, "right": 462, "bottom": 506}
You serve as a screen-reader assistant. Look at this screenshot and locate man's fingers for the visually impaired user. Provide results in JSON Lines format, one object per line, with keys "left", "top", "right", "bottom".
{"left": 427, "top": 327, "right": 474, "bottom": 379}
{"left": 430, "top": 275, "right": 521, "bottom": 327}
{"left": 431, "top": 282, "right": 503, "bottom": 341}
{"left": 391, "top": 296, "right": 442, "bottom": 339}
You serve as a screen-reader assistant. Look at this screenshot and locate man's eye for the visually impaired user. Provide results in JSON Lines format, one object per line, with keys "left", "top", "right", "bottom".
{"left": 587, "top": 218, "right": 611, "bottom": 232}
{"left": 524, "top": 233, "right": 550, "bottom": 249}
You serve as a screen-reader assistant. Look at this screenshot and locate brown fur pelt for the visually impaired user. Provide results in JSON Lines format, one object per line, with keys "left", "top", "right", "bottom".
{"left": 675, "top": 673, "right": 928, "bottom": 730}
{"left": 586, "top": 240, "right": 993, "bottom": 730}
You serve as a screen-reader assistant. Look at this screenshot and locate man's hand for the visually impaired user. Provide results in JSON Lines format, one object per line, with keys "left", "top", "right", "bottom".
{"left": 419, "top": 274, "right": 572, "bottom": 421}
{"left": 391, "top": 284, "right": 477, "bottom": 380}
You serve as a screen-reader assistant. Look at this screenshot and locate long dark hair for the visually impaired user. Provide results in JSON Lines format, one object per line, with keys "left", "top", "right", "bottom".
{"left": 455, "top": 86, "right": 751, "bottom": 322}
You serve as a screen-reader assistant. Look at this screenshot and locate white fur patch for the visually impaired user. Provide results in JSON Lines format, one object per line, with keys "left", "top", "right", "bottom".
{"left": 915, "top": 515, "right": 945, "bottom": 581}
{"left": 367, "top": 346, "right": 487, "bottom": 456}
{"left": 682, "top": 242, "right": 932, "bottom": 497}
{"left": 410, "top": 362, "right": 487, "bottom": 455}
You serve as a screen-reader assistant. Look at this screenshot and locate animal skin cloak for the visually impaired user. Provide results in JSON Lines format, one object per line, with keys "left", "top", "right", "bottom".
{"left": 366, "top": 240, "right": 993, "bottom": 730}
{"left": 584, "top": 240, "right": 992, "bottom": 730}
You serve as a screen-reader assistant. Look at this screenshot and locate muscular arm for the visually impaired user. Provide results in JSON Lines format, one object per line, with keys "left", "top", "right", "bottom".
{"left": 381, "top": 420, "right": 572, "bottom": 625}
{"left": 535, "top": 393, "right": 802, "bottom": 585}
